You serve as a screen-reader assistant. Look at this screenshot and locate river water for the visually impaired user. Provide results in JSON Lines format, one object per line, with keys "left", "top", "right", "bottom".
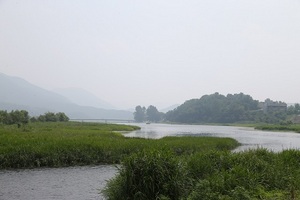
{"left": 0, "top": 165, "right": 116, "bottom": 200}
{"left": 1, "top": 123, "right": 300, "bottom": 200}
{"left": 126, "top": 123, "right": 300, "bottom": 152}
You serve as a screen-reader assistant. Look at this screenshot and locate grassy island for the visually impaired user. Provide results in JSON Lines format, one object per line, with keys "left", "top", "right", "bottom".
{"left": 0, "top": 122, "right": 239, "bottom": 169}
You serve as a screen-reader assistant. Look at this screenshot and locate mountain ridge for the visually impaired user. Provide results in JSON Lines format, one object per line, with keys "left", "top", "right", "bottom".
{"left": 53, "top": 87, "right": 115, "bottom": 110}
{"left": 0, "top": 73, "right": 133, "bottom": 119}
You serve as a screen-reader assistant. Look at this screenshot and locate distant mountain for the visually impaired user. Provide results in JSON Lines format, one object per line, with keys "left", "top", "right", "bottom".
{"left": 0, "top": 73, "right": 71, "bottom": 109}
{"left": 53, "top": 87, "right": 115, "bottom": 109}
{"left": 0, "top": 73, "right": 133, "bottom": 119}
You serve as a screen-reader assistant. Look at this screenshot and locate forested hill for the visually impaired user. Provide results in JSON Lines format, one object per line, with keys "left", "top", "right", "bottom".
{"left": 165, "top": 93, "right": 260, "bottom": 123}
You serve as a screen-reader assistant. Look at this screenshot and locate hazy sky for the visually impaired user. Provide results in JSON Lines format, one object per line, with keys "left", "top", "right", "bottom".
{"left": 1, "top": 0, "right": 300, "bottom": 109}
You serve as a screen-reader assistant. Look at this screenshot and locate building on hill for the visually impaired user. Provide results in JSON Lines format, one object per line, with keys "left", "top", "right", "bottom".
{"left": 263, "top": 99, "right": 287, "bottom": 114}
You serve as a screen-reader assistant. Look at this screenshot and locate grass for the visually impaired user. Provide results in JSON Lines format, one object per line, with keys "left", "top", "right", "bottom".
{"left": 205, "top": 122, "right": 300, "bottom": 133}
{"left": 104, "top": 149, "right": 300, "bottom": 200}
{"left": 187, "top": 149, "right": 300, "bottom": 200}
{"left": 254, "top": 124, "right": 300, "bottom": 133}
{"left": 0, "top": 122, "right": 239, "bottom": 169}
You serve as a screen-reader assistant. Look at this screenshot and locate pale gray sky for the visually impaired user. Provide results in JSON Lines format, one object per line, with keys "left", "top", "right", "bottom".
{"left": 1, "top": 0, "right": 300, "bottom": 109}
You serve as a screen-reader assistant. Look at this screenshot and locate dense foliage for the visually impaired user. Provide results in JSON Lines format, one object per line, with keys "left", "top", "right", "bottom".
{"left": 0, "top": 109, "right": 69, "bottom": 126}
{"left": 165, "top": 93, "right": 259, "bottom": 123}
{"left": 104, "top": 149, "right": 300, "bottom": 200}
{"left": 134, "top": 105, "right": 164, "bottom": 122}
{"left": 0, "top": 110, "right": 29, "bottom": 125}
{"left": 133, "top": 93, "right": 299, "bottom": 125}
{"left": 287, "top": 103, "right": 300, "bottom": 115}
{"left": 31, "top": 112, "right": 69, "bottom": 122}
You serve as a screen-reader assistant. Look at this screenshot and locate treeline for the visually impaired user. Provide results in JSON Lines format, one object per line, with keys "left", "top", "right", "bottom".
{"left": 134, "top": 105, "right": 165, "bottom": 122}
{"left": 0, "top": 110, "right": 30, "bottom": 125}
{"left": 30, "top": 112, "right": 69, "bottom": 122}
{"left": 287, "top": 103, "right": 300, "bottom": 115}
{"left": 159, "top": 92, "right": 299, "bottom": 124}
{"left": 0, "top": 110, "right": 69, "bottom": 126}
{"left": 165, "top": 93, "right": 260, "bottom": 123}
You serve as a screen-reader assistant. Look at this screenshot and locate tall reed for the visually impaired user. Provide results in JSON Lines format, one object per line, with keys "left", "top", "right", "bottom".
{"left": 104, "top": 149, "right": 300, "bottom": 200}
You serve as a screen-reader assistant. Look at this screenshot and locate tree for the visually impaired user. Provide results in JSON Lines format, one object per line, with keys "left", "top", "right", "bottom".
{"left": 7, "top": 110, "right": 29, "bottom": 126}
{"left": 33, "top": 112, "right": 70, "bottom": 122}
{"left": 0, "top": 110, "right": 9, "bottom": 124}
{"left": 37, "top": 115, "right": 46, "bottom": 122}
{"left": 146, "top": 105, "right": 161, "bottom": 122}
{"left": 295, "top": 104, "right": 300, "bottom": 114}
{"left": 56, "top": 112, "right": 69, "bottom": 122}
{"left": 44, "top": 112, "right": 58, "bottom": 122}
{"left": 1, "top": 110, "right": 36, "bottom": 125}
{"left": 134, "top": 106, "right": 146, "bottom": 122}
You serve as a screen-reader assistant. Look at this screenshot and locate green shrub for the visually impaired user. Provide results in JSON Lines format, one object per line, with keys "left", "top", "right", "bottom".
{"left": 103, "top": 149, "right": 190, "bottom": 200}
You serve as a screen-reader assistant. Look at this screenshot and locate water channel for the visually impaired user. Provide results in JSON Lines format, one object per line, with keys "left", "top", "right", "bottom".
{"left": 1, "top": 123, "right": 300, "bottom": 200}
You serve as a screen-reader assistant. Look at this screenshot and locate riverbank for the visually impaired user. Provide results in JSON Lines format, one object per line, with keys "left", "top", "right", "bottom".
{"left": 228, "top": 122, "right": 300, "bottom": 133}
{"left": 0, "top": 122, "right": 239, "bottom": 169}
{"left": 168, "top": 122, "right": 300, "bottom": 133}
{"left": 254, "top": 124, "right": 300, "bottom": 133}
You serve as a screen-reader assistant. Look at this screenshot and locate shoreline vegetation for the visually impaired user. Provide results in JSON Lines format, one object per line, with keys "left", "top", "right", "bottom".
{"left": 254, "top": 124, "right": 300, "bottom": 133}
{"left": 0, "top": 122, "right": 239, "bottom": 169}
{"left": 223, "top": 123, "right": 300, "bottom": 133}
{"left": 103, "top": 148, "right": 300, "bottom": 200}
{"left": 163, "top": 121, "right": 300, "bottom": 133}
{"left": 229, "top": 123, "right": 300, "bottom": 133}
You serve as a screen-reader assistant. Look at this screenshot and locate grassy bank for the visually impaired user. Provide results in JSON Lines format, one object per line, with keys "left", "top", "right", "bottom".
{"left": 104, "top": 149, "right": 300, "bottom": 200}
{"left": 0, "top": 122, "right": 239, "bottom": 169}
{"left": 255, "top": 124, "right": 300, "bottom": 133}
{"left": 203, "top": 122, "right": 300, "bottom": 133}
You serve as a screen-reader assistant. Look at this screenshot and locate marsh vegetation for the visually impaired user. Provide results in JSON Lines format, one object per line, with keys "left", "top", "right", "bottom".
{"left": 103, "top": 149, "right": 300, "bottom": 200}
{"left": 2, "top": 121, "right": 300, "bottom": 199}
{"left": 255, "top": 124, "right": 300, "bottom": 133}
{"left": 0, "top": 122, "right": 238, "bottom": 169}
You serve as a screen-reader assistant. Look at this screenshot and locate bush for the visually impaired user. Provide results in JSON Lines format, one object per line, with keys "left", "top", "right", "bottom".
{"left": 103, "top": 149, "right": 190, "bottom": 200}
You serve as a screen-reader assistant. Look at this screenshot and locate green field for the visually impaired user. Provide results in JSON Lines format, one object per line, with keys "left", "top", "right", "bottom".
{"left": 0, "top": 122, "right": 239, "bottom": 169}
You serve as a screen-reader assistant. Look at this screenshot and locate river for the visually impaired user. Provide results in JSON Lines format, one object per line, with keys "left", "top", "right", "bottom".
{"left": 1, "top": 123, "right": 300, "bottom": 200}
{"left": 126, "top": 123, "right": 300, "bottom": 152}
